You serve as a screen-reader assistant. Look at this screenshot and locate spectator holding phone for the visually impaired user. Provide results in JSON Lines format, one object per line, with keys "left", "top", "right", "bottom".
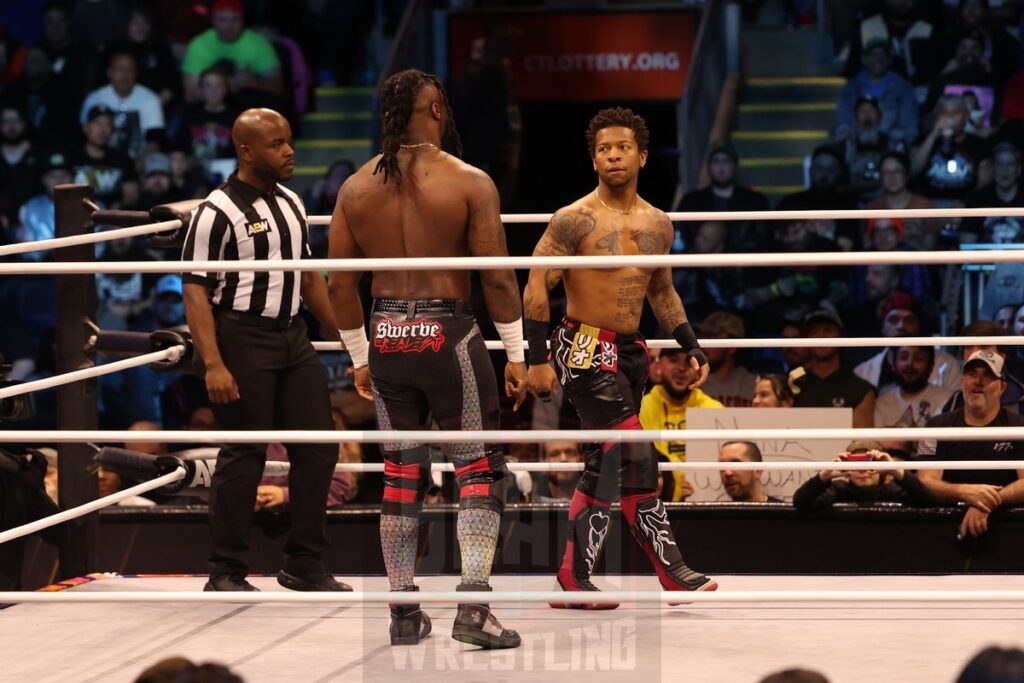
{"left": 792, "top": 439, "right": 932, "bottom": 511}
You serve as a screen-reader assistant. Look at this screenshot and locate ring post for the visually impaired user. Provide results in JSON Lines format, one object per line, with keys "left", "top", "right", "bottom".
{"left": 54, "top": 183, "right": 99, "bottom": 578}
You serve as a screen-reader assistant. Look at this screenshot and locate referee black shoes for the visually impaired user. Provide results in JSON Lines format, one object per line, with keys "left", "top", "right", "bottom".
{"left": 277, "top": 570, "right": 353, "bottom": 592}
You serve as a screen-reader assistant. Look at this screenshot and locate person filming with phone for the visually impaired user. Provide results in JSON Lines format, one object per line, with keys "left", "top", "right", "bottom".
{"left": 792, "top": 439, "right": 932, "bottom": 511}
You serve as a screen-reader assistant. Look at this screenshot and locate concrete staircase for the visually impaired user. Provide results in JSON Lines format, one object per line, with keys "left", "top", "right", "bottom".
{"left": 734, "top": 28, "right": 843, "bottom": 206}
{"left": 291, "top": 86, "right": 376, "bottom": 195}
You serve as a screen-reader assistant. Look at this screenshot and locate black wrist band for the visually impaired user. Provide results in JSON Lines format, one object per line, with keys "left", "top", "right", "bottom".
{"left": 672, "top": 322, "right": 707, "bottom": 367}
{"left": 524, "top": 319, "right": 550, "bottom": 365}
{"left": 672, "top": 323, "right": 699, "bottom": 352}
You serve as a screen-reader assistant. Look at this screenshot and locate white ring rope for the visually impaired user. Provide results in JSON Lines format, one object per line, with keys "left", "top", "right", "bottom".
{"left": 7, "top": 249, "right": 1024, "bottom": 275}
{"left": 168, "top": 453, "right": 1011, "bottom": 474}
{"left": 0, "top": 346, "right": 185, "bottom": 401}
{"left": 7, "top": 427, "right": 1024, "bottom": 444}
{"left": 305, "top": 206, "right": 1024, "bottom": 225}
{"left": 0, "top": 219, "right": 182, "bottom": 257}
{"left": 1, "top": 457, "right": 975, "bottom": 549}
{"left": 0, "top": 466, "right": 186, "bottom": 546}
{"left": 314, "top": 335, "right": 1024, "bottom": 353}
{"left": 272, "top": 461, "right": 1017, "bottom": 473}
{"left": 2, "top": 589, "right": 1023, "bottom": 605}
{"left": 9, "top": 208, "right": 1019, "bottom": 258}
{"left": 7, "top": 207, "right": 1013, "bottom": 259}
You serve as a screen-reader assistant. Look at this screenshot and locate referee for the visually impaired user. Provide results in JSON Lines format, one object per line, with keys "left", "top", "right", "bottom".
{"left": 181, "top": 108, "right": 348, "bottom": 592}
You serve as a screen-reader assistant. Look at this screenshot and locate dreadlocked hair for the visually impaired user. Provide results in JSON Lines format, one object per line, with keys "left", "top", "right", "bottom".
{"left": 585, "top": 107, "right": 650, "bottom": 157}
{"left": 374, "top": 69, "right": 463, "bottom": 185}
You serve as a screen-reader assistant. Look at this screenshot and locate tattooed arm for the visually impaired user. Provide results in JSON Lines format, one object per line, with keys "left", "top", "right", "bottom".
{"left": 522, "top": 208, "right": 595, "bottom": 323}
{"left": 523, "top": 207, "right": 594, "bottom": 399}
{"left": 643, "top": 213, "right": 685, "bottom": 332}
{"left": 646, "top": 212, "right": 709, "bottom": 389}
{"left": 646, "top": 267, "right": 686, "bottom": 332}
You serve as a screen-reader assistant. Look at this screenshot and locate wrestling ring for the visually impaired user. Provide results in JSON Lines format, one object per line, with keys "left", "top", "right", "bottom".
{"left": 1, "top": 194, "right": 1023, "bottom": 682}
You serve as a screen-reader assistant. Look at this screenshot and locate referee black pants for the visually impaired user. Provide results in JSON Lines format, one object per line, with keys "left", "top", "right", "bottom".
{"left": 208, "top": 314, "right": 336, "bottom": 578}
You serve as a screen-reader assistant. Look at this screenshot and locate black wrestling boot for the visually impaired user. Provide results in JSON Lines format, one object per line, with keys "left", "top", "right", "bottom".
{"left": 389, "top": 586, "right": 432, "bottom": 646}
{"left": 550, "top": 493, "right": 619, "bottom": 610}
{"left": 622, "top": 493, "right": 717, "bottom": 603}
{"left": 451, "top": 583, "right": 521, "bottom": 649}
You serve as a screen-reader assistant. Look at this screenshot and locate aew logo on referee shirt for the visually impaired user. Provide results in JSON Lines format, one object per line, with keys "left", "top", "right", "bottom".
{"left": 245, "top": 218, "right": 272, "bottom": 237}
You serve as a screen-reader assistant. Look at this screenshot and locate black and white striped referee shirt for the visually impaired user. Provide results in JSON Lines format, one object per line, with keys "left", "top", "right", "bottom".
{"left": 181, "top": 172, "right": 311, "bottom": 320}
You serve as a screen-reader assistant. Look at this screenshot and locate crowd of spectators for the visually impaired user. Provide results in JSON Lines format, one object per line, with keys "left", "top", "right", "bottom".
{"left": 1, "top": 3, "right": 1023, "bottom": 568}
{"left": 0, "top": 1, "right": 386, "bottom": 524}
{"left": 0, "top": 0, "right": 374, "bottom": 427}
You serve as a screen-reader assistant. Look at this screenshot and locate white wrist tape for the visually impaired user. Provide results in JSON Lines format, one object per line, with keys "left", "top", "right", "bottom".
{"left": 338, "top": 327, "right": 370, "bottom": 368}
{"left": 494, "top": 318, "right": 525, "bottom": 363}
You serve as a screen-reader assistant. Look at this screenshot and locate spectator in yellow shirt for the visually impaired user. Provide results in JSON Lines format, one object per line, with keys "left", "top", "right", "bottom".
{"left": 640, "top": 348, "right": 724, "bottom": 501}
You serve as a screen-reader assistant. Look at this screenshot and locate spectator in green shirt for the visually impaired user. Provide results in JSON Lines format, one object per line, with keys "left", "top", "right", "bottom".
{"left": 180, "top": 0, "right": 283, "bottom": 104}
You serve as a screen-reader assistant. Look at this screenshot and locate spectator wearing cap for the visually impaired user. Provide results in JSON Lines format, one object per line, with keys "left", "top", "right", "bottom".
{"left": 790, "top": 309, "right": 876, "bottom": 428}
{"left": 679, "top": 141, "right": 770, "bottom": 252}
{"left": 718, "top": 441, "right": 783, "bottom": 503}
{"left": 181, "top": 0, "right": 284, "bottom": 105}
{"left": 911, "top": 94, "right": 992, "bottom": 205}
{"left": 137, "top": 152, "right": 182, "bottom": 208}
{"left": 863, "top": 151, "right": 939, "bottom": 250}
{"left": 69, "top": 105, "right": 139, "bottom": 210}
{"left": 843, "top": 1, "right": 938, "bottom": 100}
{"left": 776, "top": 145, "right": 858, "bottom": 250}
{"left": 79, "top": 50, "right": 166, "bottom": 160}
{"left": 131, "top": 275, "right": 186, "bottom": 332}
{"left": 874, "top": 344, "right": 952, "bottom": 427}
{"left": 834, "top": 37, "right": 919, "bottom": 146}
{"left": 918, "top": 350, "right": 1024, "bottom": 540}
{"left": 941, "top": 319, "right": 1024, "bottom": 414}
{"left": 963, "top": 141, "right": 1024, "bottom": 244}
{"left": 853, "top": 291, "right": 961, "bottom": 393}
{"left": 639, "top": 347, "right": 724, "bottom": 502}
{"left": 834, "top": 95, "right": 902, "bottom": 204}
{"left": 792, "top": 439, "right": 932, "bottom": 511}
{"left": 12, "top": 151, "right": 72, "bottom": 260}
{"left": 696, "top": 311, "right": 757, "bottom": 407}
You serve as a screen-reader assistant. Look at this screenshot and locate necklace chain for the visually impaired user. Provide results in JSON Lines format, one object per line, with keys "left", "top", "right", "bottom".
{"left": 399, "top": 142, "right": 438, "bottom": 150}
{"left": 594, "top": 190, "right": 638, "bottom": 215}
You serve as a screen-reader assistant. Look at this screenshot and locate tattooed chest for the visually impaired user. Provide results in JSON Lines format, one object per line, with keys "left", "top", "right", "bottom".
{"left": 588, "top": 225, "right": 667, "bottom": 255}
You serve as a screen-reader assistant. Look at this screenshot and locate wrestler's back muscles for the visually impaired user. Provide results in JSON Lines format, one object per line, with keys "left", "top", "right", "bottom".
{"left": 340, "top": 152, "right": 486, "bottom": 300}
